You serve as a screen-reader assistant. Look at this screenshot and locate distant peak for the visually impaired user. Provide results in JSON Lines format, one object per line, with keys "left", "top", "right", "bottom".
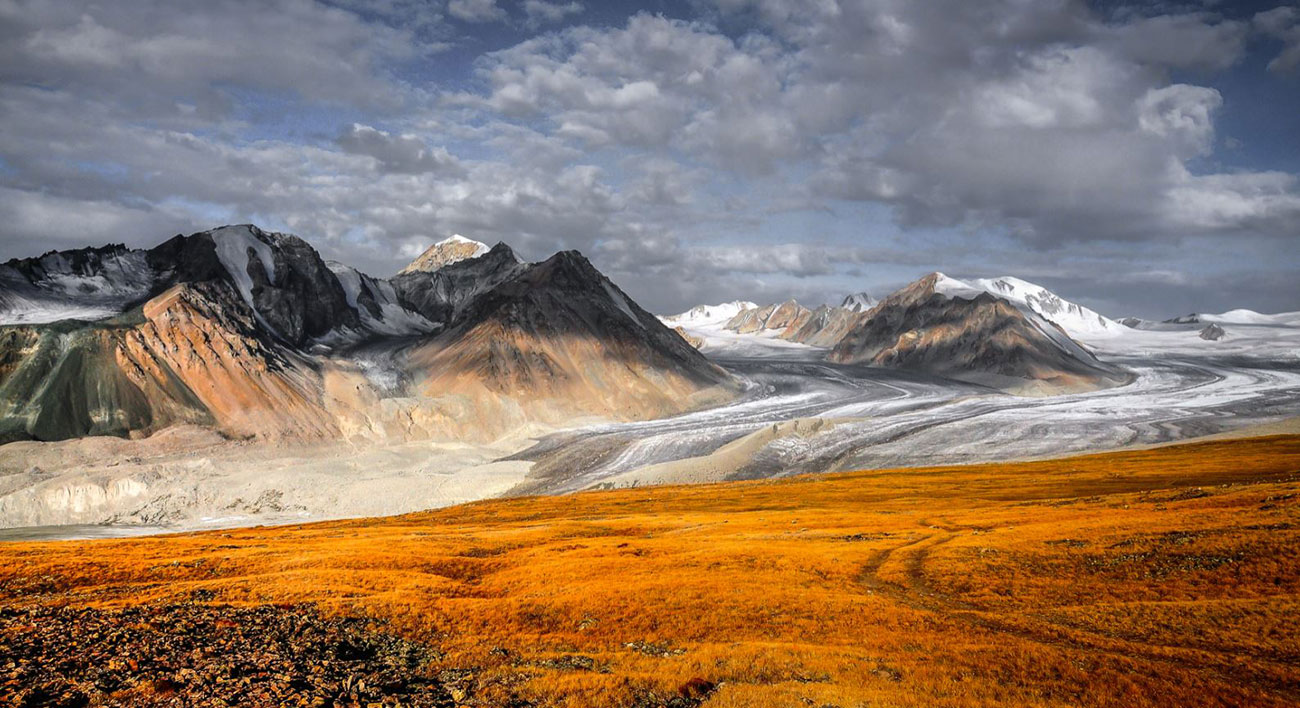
{"left": 840, "top": 292, "right": 878, "bottom": 312}
{"left": 437, "top": 234, "right": 482, "bottom": 247}
{"left": 399, "top": 234, "right": 491, "bottom": 274}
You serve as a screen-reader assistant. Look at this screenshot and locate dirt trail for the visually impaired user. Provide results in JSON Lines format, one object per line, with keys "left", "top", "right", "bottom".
{"left": 856, "top": 524, "right": 1300, "bottom": 703}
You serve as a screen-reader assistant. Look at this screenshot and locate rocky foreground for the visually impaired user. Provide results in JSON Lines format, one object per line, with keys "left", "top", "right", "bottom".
{"left": 1, "top": 603, "right": 456, "bottom": 708}
{"left": 1, "top": 601, "right": 718, "bottom": 708}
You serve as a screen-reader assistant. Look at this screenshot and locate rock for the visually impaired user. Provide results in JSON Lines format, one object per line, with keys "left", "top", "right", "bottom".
{"left": 1199, "top": 324, "right": 1226, "bottom": 341}
{"left": 0, "top": 604, "right": 457, "bottom": 707}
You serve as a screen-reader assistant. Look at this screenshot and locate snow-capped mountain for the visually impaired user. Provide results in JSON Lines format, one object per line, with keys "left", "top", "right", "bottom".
{"left": 0, "top": 245, "right": 156, "bottom": 325}
{"left": 398, "top": 234, "right": 490, "bottom": 274}
{"left": 840, "top": 292, "right": 878, "bottom": 312}
{"left": 929, "top": 273, "right": 1121, "bottom": 339}
{"left": 724, "top": 300, "right": 813, "bottom": 334}
{"left": 832, "top": 273, "right": 1129, "bottom": 394}
{"left": 659, "top": 300, "right": 758, "bottom": 326}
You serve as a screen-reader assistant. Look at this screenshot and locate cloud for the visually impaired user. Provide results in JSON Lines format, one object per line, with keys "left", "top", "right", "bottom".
{"left": 0, "top": 0, "right": 420, "bottom": 118}
{"left": 523, "top": 1, "right": 583, "bottom": 28}
{"left": 1255, "top": 7, "right": 1300, "bottom": 73}
{"left": 447, "top": 0, "right": 506, "bottom": 24}
{"left": 0, "top": 0, "right": 1294, "bottom": 318}
{"left": 460, "top": 14, "right": 798, "bottom": 172}
{"left": 1099, "top": 13, "right": 1249, "bottom": 71}
{"left": 335, "top": 124, "right": 465, "bottom": 175}
{"left": 0, "top": 187, "right": 201, "bottom": 251}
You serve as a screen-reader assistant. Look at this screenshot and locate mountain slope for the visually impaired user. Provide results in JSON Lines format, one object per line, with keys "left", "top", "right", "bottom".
{"left": 830, "top": 273, "right": 1129, "bottom": 394}
{"left": 0, "top": 245, "right": 156, "bottom": 325}
{"left": 404, "top": 251, "right": 735, "bottom": 437}
{"left": 781, "top": 305, "right": 866, "bottom": 347}
{"left": 0, "top": 282, "right": 338, "bottom": 444}
{"left": 388, "top": 242, "right": 526, "bottom": 325}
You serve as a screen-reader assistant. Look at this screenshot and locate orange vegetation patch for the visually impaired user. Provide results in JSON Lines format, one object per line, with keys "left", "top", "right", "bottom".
{"left": 3, "top": 435, "right": 1300, "bottom": 707}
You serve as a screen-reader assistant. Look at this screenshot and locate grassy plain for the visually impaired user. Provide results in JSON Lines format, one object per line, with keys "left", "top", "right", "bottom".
{"left": 3, "top": 435, "right": 1299, "bottom": 707}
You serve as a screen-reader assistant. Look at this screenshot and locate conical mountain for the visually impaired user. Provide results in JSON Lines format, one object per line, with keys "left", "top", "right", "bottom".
{"left": 403, "top": 251, "right": 734, "bottom": 437}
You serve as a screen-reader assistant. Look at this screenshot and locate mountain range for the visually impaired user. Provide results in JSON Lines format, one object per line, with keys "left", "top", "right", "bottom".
{"left": 0, "top": 227, "right": 732, "bottom": 444}
{"left": 667, "top": 271, "right": 1132, "bottom": 394}
{"left": 6, "top": 224, "right": 1243, "bottom": 446}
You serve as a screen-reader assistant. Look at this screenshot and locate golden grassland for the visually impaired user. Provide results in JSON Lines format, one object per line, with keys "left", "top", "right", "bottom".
{"left": 4, "top": 435, "right": 1300, "bottom": 707}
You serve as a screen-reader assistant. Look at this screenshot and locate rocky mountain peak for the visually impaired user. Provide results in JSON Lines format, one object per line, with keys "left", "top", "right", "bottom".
{"left": 398, "top": 234, "right": 491, "bottom": 274}
{"left": 840, "top": 292, "right": 878, "bottom": 312}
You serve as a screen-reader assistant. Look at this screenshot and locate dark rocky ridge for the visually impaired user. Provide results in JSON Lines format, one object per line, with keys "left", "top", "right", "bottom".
{"left": 390, "top": 242, "right": 526, "bottom": 325}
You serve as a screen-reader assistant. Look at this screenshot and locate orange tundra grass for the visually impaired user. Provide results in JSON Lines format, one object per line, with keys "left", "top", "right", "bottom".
{"left": 3, "top": 435, "right": 1299, "bottom": 707}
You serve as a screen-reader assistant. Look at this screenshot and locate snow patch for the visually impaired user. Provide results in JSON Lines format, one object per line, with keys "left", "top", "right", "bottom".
{"left": 0, "top": 249, "right": 155, "bottom": 325}
{"left": 1200, "top": 309, "right": 1292, "bottom": 325}
{"left": 604, "top": 280, "right": 644, "bottom": 328}
{"left": 931, "top": 272, "right": 1121, "bottom": 339}
{"left": 211, "top": 226, "right": 277, "bottom": 310}
{"left": 931, "top": 272, "right": 984, "bottom": 299}
{"left": 660, "top": 300, "right": 759, "bottom": 326}
{"left": 326, "top": 261, "right": 438, "bottom": 337}
{"left": 969, "top": 276, "right": 1120, "bottom": 338}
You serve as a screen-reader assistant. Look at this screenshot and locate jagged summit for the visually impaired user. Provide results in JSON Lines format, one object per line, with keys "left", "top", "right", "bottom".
{"left": 398, "top": 234, "right": 491, "bottom": 275}
{"left": 840, "top": 292, "right": 878, "bottom": 313}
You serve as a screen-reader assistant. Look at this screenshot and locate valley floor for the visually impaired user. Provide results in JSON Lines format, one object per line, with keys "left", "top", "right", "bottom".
{"left": 3, "top": 315, "right": 1299, "bottom": 534}
{"left": 2, "top": 435, "right": 1299, "bottom": 707}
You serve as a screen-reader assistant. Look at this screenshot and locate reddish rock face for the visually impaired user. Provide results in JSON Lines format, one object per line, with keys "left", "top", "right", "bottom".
{"left": 722, "top": 300, "right": 815, "bottom": 334}
{"left": 781, "top": 305, "right": 867, "bottom": 347}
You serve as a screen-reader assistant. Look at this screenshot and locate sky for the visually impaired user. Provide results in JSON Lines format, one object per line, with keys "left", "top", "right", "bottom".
{"left": 0, "top": 0, "right": 1297, "bottom": 318}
